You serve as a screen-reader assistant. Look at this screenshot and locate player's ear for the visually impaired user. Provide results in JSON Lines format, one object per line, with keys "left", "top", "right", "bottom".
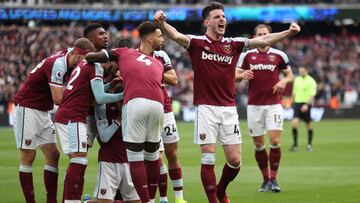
{"left": 203, "top": 19, "right": 209, "bottom": 27}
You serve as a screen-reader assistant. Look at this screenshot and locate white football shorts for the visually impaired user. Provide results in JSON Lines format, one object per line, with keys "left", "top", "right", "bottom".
{"left": 54, "top": 121, "right": 87, "bottom": 155}
{"left": 194, "top": 105, "right": 242, "bottom": 145}
{"left": 13, "top": 105, "right": 56, "bottom": 150}
{"left": 122, "top": 98, "right": 164, "bottom": 143}
{"left": 94, "top": 161, "right": 139, "bottom": 201}
{"left": 247, "top": 104, "right": 283, "bottom": 137}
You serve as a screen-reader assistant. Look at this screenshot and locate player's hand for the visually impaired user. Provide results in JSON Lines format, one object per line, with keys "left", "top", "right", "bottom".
{"left": 239, "top": 70, "right": 254, "bottom": 80}
{"left": 154, "top": 10, "right": 167, "bottom": 25}
{"left": 272, "top": 80, "right": 287, "bottom": 94}
{"left": 300, "top": 104, "right": 309, "bottom": 112}
{"left": 289, "top": 22, "right": 300, "bottom": 35}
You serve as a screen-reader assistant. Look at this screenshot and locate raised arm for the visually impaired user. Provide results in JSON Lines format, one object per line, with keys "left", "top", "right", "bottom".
{"left": 249, "top": 23, "right": 300, "bottom": 49}
{"left": 85, "top": 50, "right": 110, "bottom": 63}
{"left": 154, "top": 10, "right": 190, "bottom": 48}
{"left": 164, "top": 69, "right": 178, "bottom": 86}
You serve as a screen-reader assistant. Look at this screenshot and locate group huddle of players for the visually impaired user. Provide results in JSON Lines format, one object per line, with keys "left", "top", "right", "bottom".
{"left": 12, "top": 2, "right": 301, "bottom": 203}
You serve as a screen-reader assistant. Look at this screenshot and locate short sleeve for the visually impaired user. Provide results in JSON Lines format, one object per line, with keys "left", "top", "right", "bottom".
{"left": 49, "top": 58, "right": 67, "bottom": 87}
{"left": 231, "top": 37, "right": 249, "bottom": 53}
{"left": 310, "top": 78, "right": 317, "bottom": 96}
{"left": 236, "top": 52, "right": 249, "bottom": 70}
{"left": 278, "top": 51, "right": 290, "bottom": 70}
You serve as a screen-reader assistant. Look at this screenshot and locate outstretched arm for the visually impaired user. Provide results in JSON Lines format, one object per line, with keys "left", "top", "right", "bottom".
{"left": 154, "top": 10, "right": 190, "bottom": 48}
{"left": 91, "top": 79, "right": 123, "bottom": 104}
{"left": 249, "top": 23, "right": 300, "bottom": 49}
{"left": 85, "top": 50, "right": 110, "bottom": 63}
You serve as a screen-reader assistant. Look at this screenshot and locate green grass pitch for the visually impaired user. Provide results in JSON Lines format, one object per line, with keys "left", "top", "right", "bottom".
{"left": 1, "top": 119, "right": 360, "bottom": 202}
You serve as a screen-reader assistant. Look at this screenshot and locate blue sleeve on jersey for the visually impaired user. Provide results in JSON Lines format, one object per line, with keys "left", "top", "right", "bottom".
{"left": 50, "top": 58, "right": 66, "bottom": 85}
{"left": 91, "top": 79, "right": 123, "bottom": 104}
{"left": 94, "top": 104, "right": 120, "bottom": 143}
{"left": 104, "top": 82, "right": 112, "bottom": 92}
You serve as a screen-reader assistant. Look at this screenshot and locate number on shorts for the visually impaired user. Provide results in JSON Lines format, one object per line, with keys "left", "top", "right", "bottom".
{"left": 234, "top": 124, "right": 240, "bottom": 135}
{"left": 164, "top": 124, "right": 177, "bottom": 136}
{"left": 274, "top": 114, "right": 282, "bottom": 123}
{"left": 66, "top": 66, "right": 81, "bottom": 90}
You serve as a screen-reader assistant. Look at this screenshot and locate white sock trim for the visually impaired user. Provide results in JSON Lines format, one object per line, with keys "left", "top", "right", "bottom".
{"left": 201, "top": 153, "right": 216, "bottom": 165}
{"left": 70, "top": 157, "right": 88, "bottom": 165}
{"left": 172, "top": 178, "right": 183, "bottom": 188}
{"left": 255, "top": 144, "right": 266, "bottom": 151}
{"left": 270, "top": 144, "right": 281, "bottom": 149}
{"left": 227, "top": 161, "right": 242, "bottom": 169}
{"left": 19, "top": 164, "right": 32, "bottom": 173}
{"left": 126, "top": 149, "right": 144, "bottom": 162}
{"left": 44, "top": 165, "right": 58, "bottom": 173}
{"left": 64, "top": 200, "right": 81, "bottom": 203}
{"left": 160, "top": 196, "right": 168, "bottom": 201}
{"left": 160, "top": 164, "right": 168, "bottom": 175}
{"left": 144, "top": 150, "right": 160, "bottom": 161}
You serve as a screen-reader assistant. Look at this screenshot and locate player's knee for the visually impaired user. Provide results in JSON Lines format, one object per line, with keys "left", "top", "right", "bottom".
{"left": 201, "top": 153, "right": 216, "bottom": 165}
{"left": 70, "top": 157, "right": 88, "bottom": 166}
{"left": 144, "top": 150, "right": 160, "bottom": 161}
{"left": 270, "top": 138, "right": 280, "bottom": 146}
{"left": 227, "top": 156, "right": 242, "bottom": 167}
{"left": 165, "top": 149, "right": 178, "bottom": 163}
{"left": 20, "top": 150, "right": 36, "bottom": 165}
{"left": 126, "top": 149, "right": 144, "bottom": 162}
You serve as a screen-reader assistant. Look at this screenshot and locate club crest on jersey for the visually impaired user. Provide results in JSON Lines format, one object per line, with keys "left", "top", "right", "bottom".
{"left": 269, "top": 55, "right": 276, "bottom": 62}
{"left": 100, "top": 188, "right": 107, "bottom": 195}
{"left": 204, "top": 46, "right": 210, "bottom": 51}
{"left": 199, "top": 133, "right": 206, "bottom": 140}
{"left": 223, "top": 45, "right": 232, "bottom": 54}
{"left": 25, "top": 139, "right": 32, "bottom": 145}
{"left": 82, "top": 142, "right": 87, "bottom": 148}
{"left": 251, "top": 56, "right": 257, "bottom": 60}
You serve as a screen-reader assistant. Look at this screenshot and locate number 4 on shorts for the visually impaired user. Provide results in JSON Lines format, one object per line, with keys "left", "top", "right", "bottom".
{"left": 234, "top": 124, "right": 240, "bottom": 135}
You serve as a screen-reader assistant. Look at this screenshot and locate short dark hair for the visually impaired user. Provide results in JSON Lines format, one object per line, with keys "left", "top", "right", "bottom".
{"left": 138, "top": 21, "right": 160, "bottom": 39}
{"left": 115, "top": 38, "right": 133, "bottom": 48}
{"left": 202, "top": 2, "right": 224, "bottom": 20}
{"left": 254, "top": 24, "right": 272, "bottom": 35}
{"left": 83, "top": 23, "right": 103, "bottom": 38}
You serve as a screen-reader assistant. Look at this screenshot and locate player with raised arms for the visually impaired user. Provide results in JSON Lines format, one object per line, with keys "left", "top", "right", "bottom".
{"left": 154, "top": 2, "right": 300, "bottom": 202}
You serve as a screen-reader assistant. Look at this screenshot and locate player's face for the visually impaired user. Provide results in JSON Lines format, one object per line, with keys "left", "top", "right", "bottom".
{"left": 255, "top": 27, "right": 270, "bottom": 37}
{"left": 299, "top": 67, "right": 307, "bottom": 76}
{"left": 151, "top": 29, "right": 164, "bottom": 51}
{"left": 205, "top": 9, "right": 226, "bottom": 37}
{"left": 87, "top": 28, "right": 108, "bottom": 50}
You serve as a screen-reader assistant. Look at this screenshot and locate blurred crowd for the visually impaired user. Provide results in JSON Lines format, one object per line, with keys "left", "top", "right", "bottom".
{"left": 1, "top": 0, "right": 359, "bottom": 5}
{"left": 0, "top": 24, "right": 359, "bottom": 115}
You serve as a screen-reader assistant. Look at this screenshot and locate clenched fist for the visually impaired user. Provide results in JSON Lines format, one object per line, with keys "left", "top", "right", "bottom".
{"left": 289, "top": 22, "right": 300, "bottom": 35}
{"left": 154, "top": 10, "right": 167, "bottom": 25}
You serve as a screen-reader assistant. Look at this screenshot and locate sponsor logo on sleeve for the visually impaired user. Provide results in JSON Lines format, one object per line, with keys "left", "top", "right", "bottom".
{"left": 100, "top": 188, "right": 107, "bottom": 195}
